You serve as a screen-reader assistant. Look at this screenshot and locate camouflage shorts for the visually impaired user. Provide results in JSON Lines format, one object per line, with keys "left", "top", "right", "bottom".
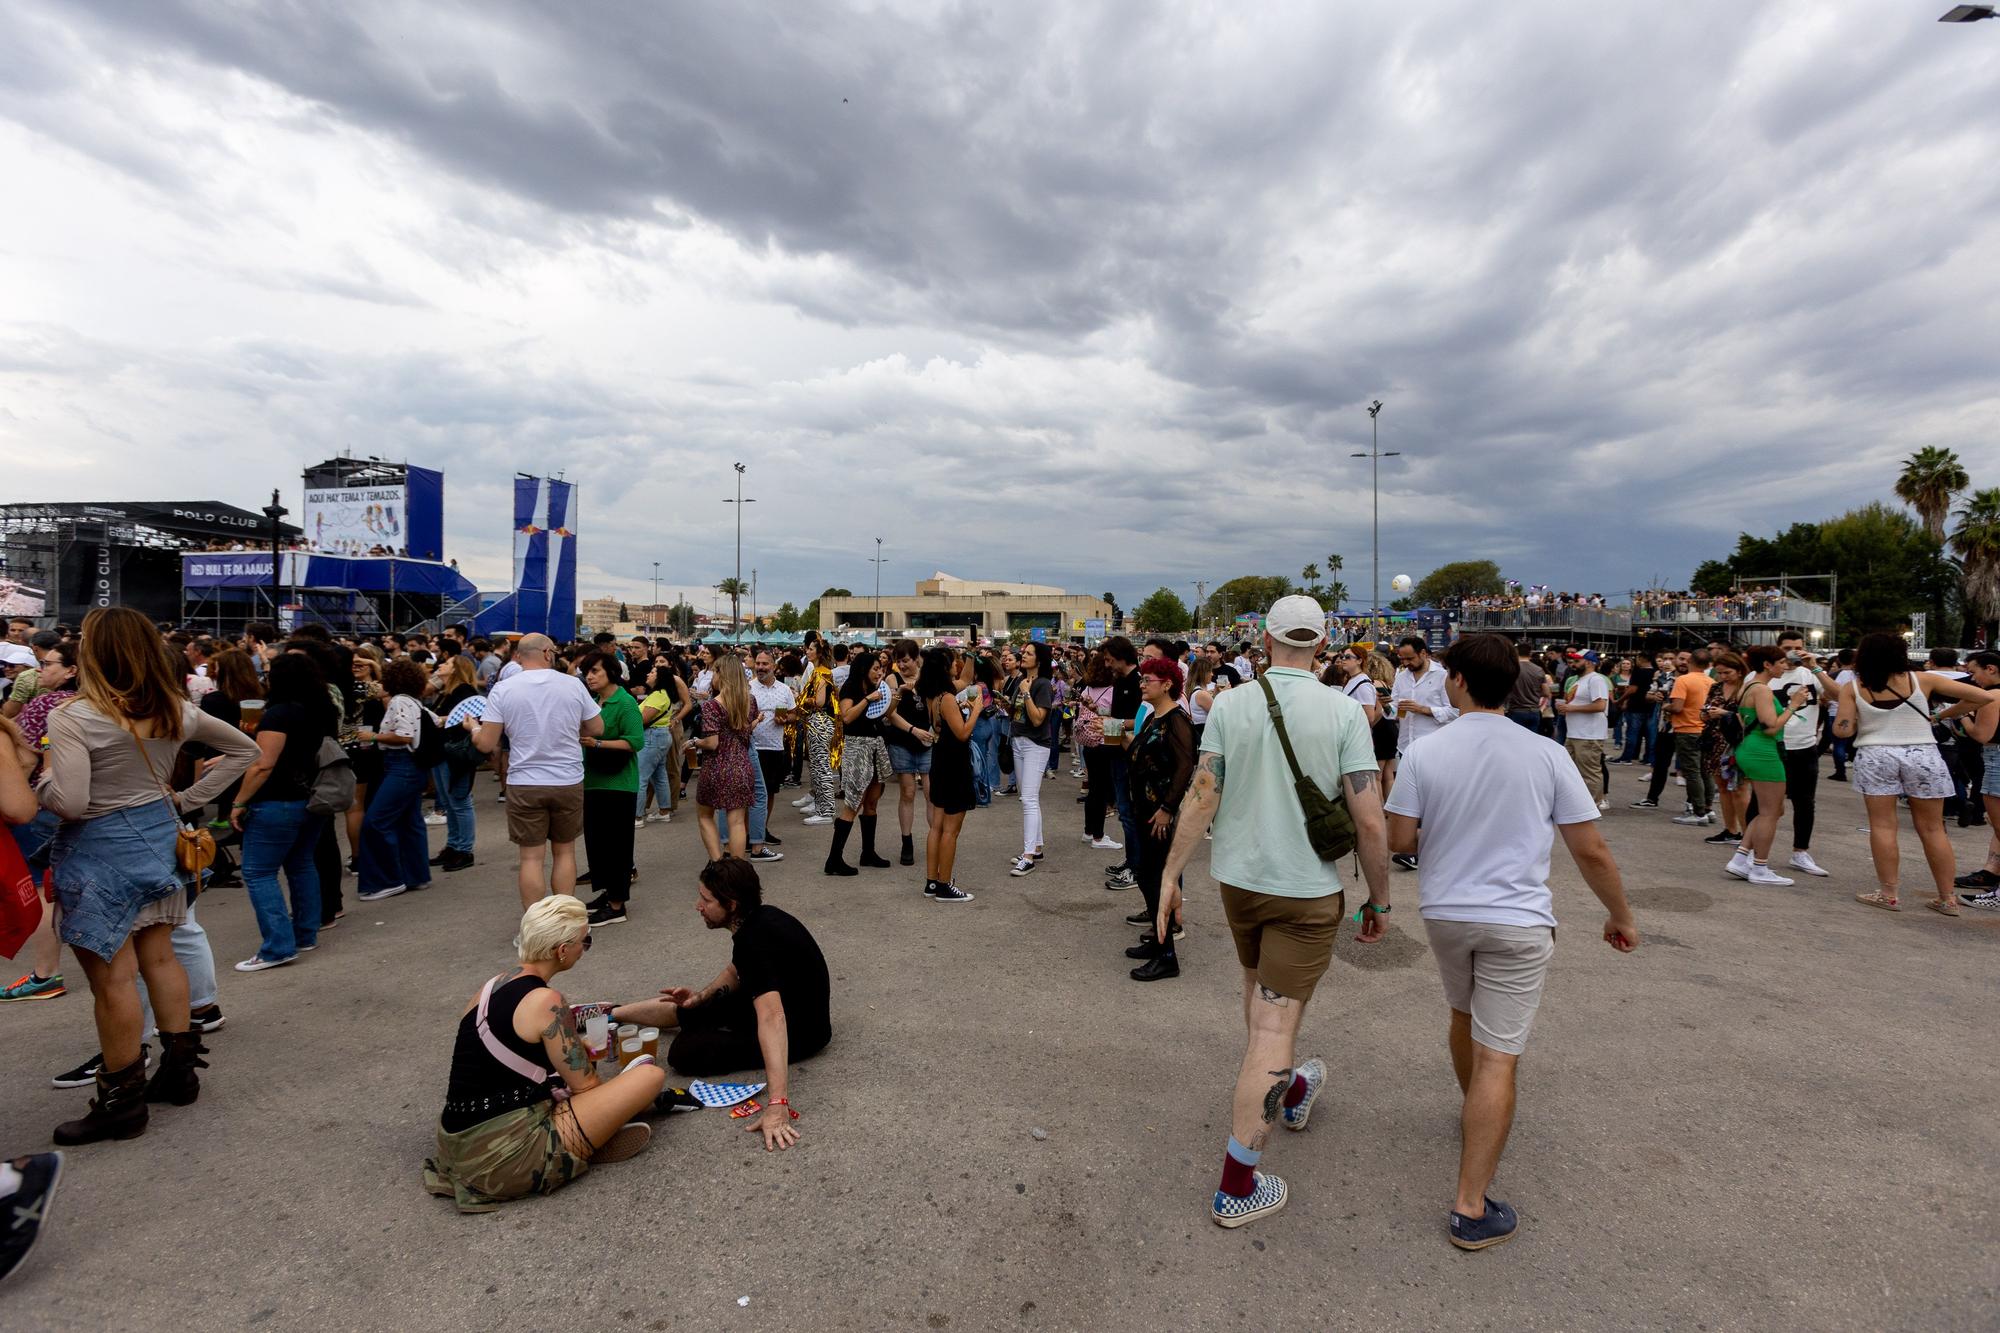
{"left": 423, "top": 1102, "right": 588, "bottom": 1214}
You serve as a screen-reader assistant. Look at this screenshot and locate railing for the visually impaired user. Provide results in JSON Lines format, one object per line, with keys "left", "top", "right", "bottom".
{"left": 1631, "top": 597, "right": 1832, "bottom": 628}
{"left": 1456, "top": 607, "right": 1633, "bottom": 634}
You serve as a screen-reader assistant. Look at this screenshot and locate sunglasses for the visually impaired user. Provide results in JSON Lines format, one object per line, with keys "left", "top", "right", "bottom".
{"left": 572, "top": 933, "right": 593, "bottom": 952}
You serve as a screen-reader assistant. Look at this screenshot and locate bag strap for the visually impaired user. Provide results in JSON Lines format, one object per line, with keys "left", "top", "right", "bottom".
{"left": 1257, "top": 675, "right": 1321, "bottom": 795}
{"left": 476, "top": 975, "right": 556, "bottom": 1088}
{"left": 125, "top": 722, "right": 181, "bottom": 815}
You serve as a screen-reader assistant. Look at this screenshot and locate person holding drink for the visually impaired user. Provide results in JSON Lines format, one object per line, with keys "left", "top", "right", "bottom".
{"left": 424, "top": 895, "right": 664, "bottom": 1213}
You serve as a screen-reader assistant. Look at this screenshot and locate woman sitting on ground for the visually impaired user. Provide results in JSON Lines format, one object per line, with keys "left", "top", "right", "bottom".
{"left": 424, "top": 895, "right": 666, "bottom": 1213}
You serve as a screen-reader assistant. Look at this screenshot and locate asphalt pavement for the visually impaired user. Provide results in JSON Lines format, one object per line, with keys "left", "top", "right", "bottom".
{"left": 1, "top": 758, "right": 1994, "bottom": 1332}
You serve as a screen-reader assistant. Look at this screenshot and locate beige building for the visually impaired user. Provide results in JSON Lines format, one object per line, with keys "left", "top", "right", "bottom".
{"left": 819, "top": 572, "right": 1111, "bottom": 637}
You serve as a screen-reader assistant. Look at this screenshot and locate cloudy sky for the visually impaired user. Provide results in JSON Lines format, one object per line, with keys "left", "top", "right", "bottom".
{"left": 3, "top": 1, "right": 1997, "bottom": 615}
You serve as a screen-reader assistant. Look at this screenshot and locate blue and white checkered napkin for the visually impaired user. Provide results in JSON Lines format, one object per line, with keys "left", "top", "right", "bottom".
{"left": 443, "top": 695, "right": 488, "bottom": 727}
{"left": 687, "top": 1080, "right": 766, "bottom": 1109}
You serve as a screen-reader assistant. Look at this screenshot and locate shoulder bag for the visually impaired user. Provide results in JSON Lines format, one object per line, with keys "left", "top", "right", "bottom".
{"left": 1256, "top": 676, "right": 1357, "bottom": 862}
{"left": 130, "top": 726, "right": 216, "bottom": 883}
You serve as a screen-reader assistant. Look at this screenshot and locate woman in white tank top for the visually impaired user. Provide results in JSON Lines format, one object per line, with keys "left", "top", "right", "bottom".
{"left": 1833, "top": 632, "right": 1997, "bottom": 914}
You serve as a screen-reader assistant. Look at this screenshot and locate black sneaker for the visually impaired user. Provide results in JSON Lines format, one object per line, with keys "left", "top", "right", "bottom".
{"left": 1124, "top": 907, "right": 1152, "bottom": 924}
{"left": 1104, "top": 861, "right": 1129, "bottom": 876}
{"left": 1703, "top": 830, "right": 1739, "bottom": 845}
{"left": 0, "top": 1152, "right": 63, "bottom": 1287}
{"left": 922, "top": 880, "right": 940, "bottom": 897}
{"left": 764, "top": 834, "right": 783, "bottom": 847}
{"left": 1392, "top": 853, "right": 1419, "bottom": 872}
{"left": 1448, "top": 1197, "right": 1519, "bottom": 1251}
{"left": 931, "top": 883, "right": 974, "bottom": 903}
{"left": 651, "top": 1086, "right": 703, "bottom": 1116}
{"left": 190, "top": 1004, "right": 226, "bottom": 1034}
{"left": 50, "top": 1047, "right": 149, "bottom": 1090}
{"left": 1104, "top": 868, "right": 1136, "bottom": 891}
{"left": 1628, "top": 798, "right": 1659, "bottom": 809}
{"left": 1130, "top": 953, "right": 1180, "bottom": 981}
{"left": 586, "top": 902, "right": 628, "bottom": 926}
{"left": 1954, "top": 868, "right": 2000, "bottom": 890}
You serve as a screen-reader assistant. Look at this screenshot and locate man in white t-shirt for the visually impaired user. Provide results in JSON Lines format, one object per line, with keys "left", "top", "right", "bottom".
{"left": 1746, "top": 631, "right": 1841, "bottom": 877}
{"left": 1554, "top": 651, "right": 1610, "bottom": 809}
{"left": 1384, "top": 632, "right": 1638, "bottom": 1252}
{"left": 474, "top": 633, "right": 603, "bottom": 907}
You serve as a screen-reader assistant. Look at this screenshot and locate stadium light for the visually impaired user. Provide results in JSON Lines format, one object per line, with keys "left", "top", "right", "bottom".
{"left": 1940, "top": 4, "right": 1998, "bottom": 21}
{"left": 1349, "top": 399, "right": 1400, "bottom": 644}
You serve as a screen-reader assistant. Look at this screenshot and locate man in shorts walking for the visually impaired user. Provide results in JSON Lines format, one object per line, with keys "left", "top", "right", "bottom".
{"left": 475, "top": 634, "right": 604, "bottom": 908}
{"left": 1384, "top": 633, "right": 1639, "bottom": 1250}
{"left": 1159, "top": 596, "right": 1390, "bottom": 1228}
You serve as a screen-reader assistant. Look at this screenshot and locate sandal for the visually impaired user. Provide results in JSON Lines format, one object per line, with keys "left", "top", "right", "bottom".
{"left": 1926, "top": 898, "right": 1961, "bottom": 918}
{"left": 1854, "top": 891, "right": 1899, "bottom": 911}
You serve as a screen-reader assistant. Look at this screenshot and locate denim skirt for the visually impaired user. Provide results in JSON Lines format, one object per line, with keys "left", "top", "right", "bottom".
{"left": 50, "top": 800, "right": 184, "bottom": 962}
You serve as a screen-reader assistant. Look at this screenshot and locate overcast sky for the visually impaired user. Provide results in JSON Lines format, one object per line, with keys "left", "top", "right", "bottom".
{"left": 3, "top": 2, "right": 1997, "bottom": 614}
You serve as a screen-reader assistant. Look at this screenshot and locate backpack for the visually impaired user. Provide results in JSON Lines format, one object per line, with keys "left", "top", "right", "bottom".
{"left": 307, "top": 738, "right": 356, "bottom": 817}
{"left": 441, "top": 724, "right": 480, "bottom": 775}
{"left": 412, "top": 707, "right": 446, "bottom": 770}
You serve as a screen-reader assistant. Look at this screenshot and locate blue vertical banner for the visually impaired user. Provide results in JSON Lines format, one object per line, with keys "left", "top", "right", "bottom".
{"left": 474, "top": 475, "right": 577, "bottom": 637}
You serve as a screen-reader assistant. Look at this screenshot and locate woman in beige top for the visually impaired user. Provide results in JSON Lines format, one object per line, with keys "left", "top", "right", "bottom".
{"left": 39, "top": 608, "right": 258, "bottom": 1146}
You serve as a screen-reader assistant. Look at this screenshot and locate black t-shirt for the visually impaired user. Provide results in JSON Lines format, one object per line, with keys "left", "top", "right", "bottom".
{"left": 1626, "top": 665, "right": 1657, "bottom": 712}
{"left": 252, "top": 700, "right": 333, "bottom": 803}
{"left": 1214, "top": 663, "right": 1243, "bottom": 688}
{"left": 886, "top": 667, "right": 926, "bottom": 751}
{"left": 731, "top": 905, "right": 831, "bottom": 1051}
{"left": 1110, "top": 669, "right": 1141, "bottom": 720}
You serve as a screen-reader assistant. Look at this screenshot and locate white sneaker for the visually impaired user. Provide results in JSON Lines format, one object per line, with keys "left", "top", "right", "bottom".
{"left": 233, "top": 954, "right": 294, "bottom": 973}
{"left": 1090, "top": 836, "right": 1123, "bottom": 851}
{"left": 423, "top": 813, "right": 447, "bottom": 827}
{"left": 1700, "top": 812, "right": 1717, "bottom": 826}
{"left": 792, "top": 796, "right": 815, "bottom": 810}
{"left": 1673, "top": 775, "right": 1685, "bottom": 786}
{"left": 1788, "top": 851, "right": 1829, "bottom": 878}
{"left": 1747, "top": 864, "right": 1794, "bottom": 886}
{"left": 356, "top": 884, "right": 407, "bottom": 902}
{"left": 801, "top": 814, "right": 834, "bottom": 826}
{"left": 633, "top": 818, "right": 647, "bottom": 830}
{"left": 1597, "top": 797, "right": 1611, "bottom": 811}
{"left": 1671, "top": 813, "right": 1709, "bottom": 826}
{"left": 1725, "top": 851, "right": 1751, "bottom": 879}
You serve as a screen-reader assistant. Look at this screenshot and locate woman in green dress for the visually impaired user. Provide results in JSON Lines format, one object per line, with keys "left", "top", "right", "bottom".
{"left": 1729, "top": 644, "right": 1812, "bottom": 887}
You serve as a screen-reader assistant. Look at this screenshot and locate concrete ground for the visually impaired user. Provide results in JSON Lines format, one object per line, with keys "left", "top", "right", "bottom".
{"left": 1, "top": 758, "right": 1995, "bottom": 1332}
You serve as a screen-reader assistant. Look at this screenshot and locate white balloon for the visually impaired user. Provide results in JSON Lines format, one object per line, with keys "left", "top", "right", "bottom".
{"left": 1390, "top": 574, "right": 1412, "bottom": 593}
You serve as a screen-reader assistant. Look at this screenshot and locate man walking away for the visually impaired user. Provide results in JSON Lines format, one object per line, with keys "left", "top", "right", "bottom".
{"left": 1384, "top": 633, "right": 1639, "bottom": 1251}
{"left": 1158, "top": 596, "right": 1390, "bottom": 1229}
{"left": 1505, "top": 641, "right": 1545, "bottom": 733}
{"left": 473, "top": 634, "right": 603, "bottom": 908}
{"left": 1555, "top": 651, "right": 1610, "bottom": 809}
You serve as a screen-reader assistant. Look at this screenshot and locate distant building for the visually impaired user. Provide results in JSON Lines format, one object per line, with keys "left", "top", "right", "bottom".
{"left": 579, "top": 596, "right": 623, "bottom": 634}
{"left": 819, "top": 572, "right": 1111, "bottom": 637}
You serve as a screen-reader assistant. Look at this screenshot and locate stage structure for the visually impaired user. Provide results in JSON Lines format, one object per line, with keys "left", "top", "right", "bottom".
{"left": 301, "top": 457, "right": 445, "bottom": 561}
{"left": 180, "top": 550, "right": 477, "bottom": 637}
{"left": 472, "top": 475, "right": 577, "bottom": 638}
{"left": 0, "top": 500, "right": 300, "bottom": 625}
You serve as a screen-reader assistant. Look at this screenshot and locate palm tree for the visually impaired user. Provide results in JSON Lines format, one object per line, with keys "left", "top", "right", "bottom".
{"left": 1895, "top": 446, "right": 1969, "bottom": 542}
{"left": 716, "top": 577, "right": 749, "bottom": 627}
{"left": 1950, "top": 488, "right": 2000, "bottom": 633}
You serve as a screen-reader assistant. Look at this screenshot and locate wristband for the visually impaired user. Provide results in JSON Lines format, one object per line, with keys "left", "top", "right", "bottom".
{"left": 1353, "top": 902, "right": 1390, "bottom": 922}
{"left": 770, "top": 1097, "right": 799, "bottom": 1120}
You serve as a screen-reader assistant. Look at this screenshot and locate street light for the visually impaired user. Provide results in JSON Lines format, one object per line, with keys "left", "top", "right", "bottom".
{"left": 1941, "top": 4, "right": 1998, "bottom": 20}
{"left": 1350, "top": 399, "right": 1400, "bottom": 645}
{"left": 651, "top": 561, "right": 660, "bottom": 628}
{"left": 870, "top": 538, "right": 887, "bottom": 632}
{"left": 724, "top": 461, "right": 754, "bottom": 626}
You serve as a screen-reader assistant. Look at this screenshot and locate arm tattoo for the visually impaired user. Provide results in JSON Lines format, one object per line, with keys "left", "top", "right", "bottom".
{"left": 1343, "top": 770, "right": 1378, "bottom": 797}
{"left": 542, "top": 1002, "right": 589, "bottom": 1072}
{"left": 1200, "top": 751, "right": 1225, "bottom": 790}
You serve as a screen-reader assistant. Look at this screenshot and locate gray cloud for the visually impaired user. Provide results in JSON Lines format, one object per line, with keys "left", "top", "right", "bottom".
{"left": 1, "top": 1, "right": 1997, "bottom": 614}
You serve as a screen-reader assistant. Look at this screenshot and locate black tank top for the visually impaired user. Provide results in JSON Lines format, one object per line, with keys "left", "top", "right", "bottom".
{"left": 439, "top": 973, "right": 558, "bottom": 1132}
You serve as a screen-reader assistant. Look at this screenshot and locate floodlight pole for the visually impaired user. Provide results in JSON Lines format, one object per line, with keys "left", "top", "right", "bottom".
{"left": 1350, "top": 401, "right": 1399, "bottom": 644}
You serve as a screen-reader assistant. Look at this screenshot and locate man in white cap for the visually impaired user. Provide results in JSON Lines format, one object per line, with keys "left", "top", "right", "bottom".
{"left": 1158, "top": 595, "right": 1390, "bottom": 1229}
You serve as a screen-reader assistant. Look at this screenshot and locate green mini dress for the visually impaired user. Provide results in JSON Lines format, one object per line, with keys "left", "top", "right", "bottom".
{"left": 1732, "top": 699, "right": 1785, "bottom": 783}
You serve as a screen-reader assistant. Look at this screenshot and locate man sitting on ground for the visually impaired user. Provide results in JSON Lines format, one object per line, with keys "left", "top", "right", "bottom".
{"left": 609, "top": 859, "right": 829, "bottom": 1151}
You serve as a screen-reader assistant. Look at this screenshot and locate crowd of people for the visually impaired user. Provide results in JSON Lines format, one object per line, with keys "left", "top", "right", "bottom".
{"left": 0, "top": 593, "right": 1995, "bottom": 1282}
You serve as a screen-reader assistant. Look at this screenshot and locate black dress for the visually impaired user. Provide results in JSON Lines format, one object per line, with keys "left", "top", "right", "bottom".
{"left": 928, "top": 692, "right": 976, "bottom": 815}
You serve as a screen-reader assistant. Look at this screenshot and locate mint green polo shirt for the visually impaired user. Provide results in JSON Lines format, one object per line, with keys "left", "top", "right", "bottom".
{"left": 1199, "top": 667, "right": 1378, "bottom": 898}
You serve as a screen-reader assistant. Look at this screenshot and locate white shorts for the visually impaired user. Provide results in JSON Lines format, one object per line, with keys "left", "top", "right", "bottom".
{"left": 1851, "top": 744, "right": 1954, "bottom": 800}
{"left": 1422, "top": 918, "right": 1555, "bottom": 1057}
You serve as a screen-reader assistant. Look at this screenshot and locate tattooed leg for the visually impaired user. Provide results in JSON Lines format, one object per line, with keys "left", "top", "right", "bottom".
{"left": 1262, "top": 1068, "right": 1296, "bottom": 1124}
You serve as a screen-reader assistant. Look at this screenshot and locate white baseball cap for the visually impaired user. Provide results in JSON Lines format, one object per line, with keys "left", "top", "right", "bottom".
{"left": 1264, "top": 595, "right": 1328, "bottom": 647}
{"left": 0, "top": 644, "right": 36, "bottom": 667}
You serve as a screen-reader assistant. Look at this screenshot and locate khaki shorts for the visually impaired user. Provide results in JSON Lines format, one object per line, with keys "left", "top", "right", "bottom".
{"left": 1220, "top": 884, "right": 1343, "bottom": 1002}
{"left": 1421, "top": 918, "right": 1555, "bottom": 1056}
{"left": 504, "top": 783, "right": 584, "bottom": 846}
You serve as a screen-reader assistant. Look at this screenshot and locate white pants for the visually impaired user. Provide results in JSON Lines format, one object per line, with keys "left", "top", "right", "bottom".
{"left": 1012, "top": 737, "right": 1049, "bottom": 857}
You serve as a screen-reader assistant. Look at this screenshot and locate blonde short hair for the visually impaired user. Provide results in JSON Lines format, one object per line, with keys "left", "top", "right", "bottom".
{"left": 516, "top": 895, "right": 588, "bottom": 962}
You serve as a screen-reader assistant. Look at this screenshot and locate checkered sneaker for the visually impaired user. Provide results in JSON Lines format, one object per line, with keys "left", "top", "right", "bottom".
{"left": 1211, "top": 1171, "right": 1287, "bottom": 1228}
{"left": 1282, "top": 1057, "right": 1327, "bottom": 1131}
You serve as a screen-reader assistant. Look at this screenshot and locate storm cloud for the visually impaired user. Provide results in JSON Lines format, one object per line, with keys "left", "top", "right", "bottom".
{"left": 2, "top": 1, "right": 1996, "bottom": 611}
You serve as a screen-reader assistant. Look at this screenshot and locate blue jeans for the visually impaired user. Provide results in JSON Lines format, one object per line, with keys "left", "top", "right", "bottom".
{"left": 358, "top": 750, "right": 432, "bottom": 893}
{"left": 438, "top": 764, "right": 477, "bottom": 853}
{"left": 1617, "top": 709, "right": 1657, "bottom": 764}
{"left": 1109, "top": 751, "right": 1140, "bottom": 870}
{"left": 241, "top": 798, "right": 323, "bottom": 961}
{"left": 715, "top": 747, "right": 769, "bottom": 846}
{"left": 636, "top": 727, "right": 676, "bottom": 816}
{"left": 1505, "top": 710, "right": 1541, "bottom": 732}
{"left": 970, "top": 715, "right": 1000, "bottom": 805}
{"left": 136, "top": 903, "right": 218, "bottom": 1034}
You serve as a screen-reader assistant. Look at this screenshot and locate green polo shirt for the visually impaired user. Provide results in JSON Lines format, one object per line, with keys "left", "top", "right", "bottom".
{"left": 582, "top": 688, "right": 643, "bottom": 793}
{"left": 1199, "top": 666, "right": 1377, "bottom": 898}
